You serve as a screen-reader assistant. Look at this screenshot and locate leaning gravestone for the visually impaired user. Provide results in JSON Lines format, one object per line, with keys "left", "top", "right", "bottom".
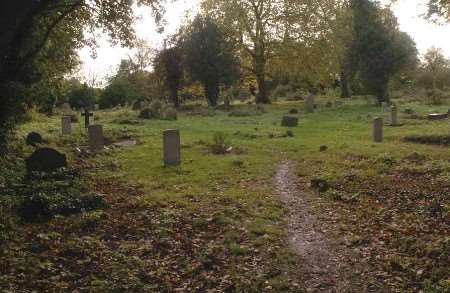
{"left": 373, "top": 117, "right": 383, "bottom": 142}
{"left": 305, "top": 93, "right": 315, "bottom": 113}
{"left": 281, "top": 115, "right": 299, "bottom": 127}
{"left": 61, "top": 116, "right": 72, "bottom": 135}
{"left": 26, "top": 148, "right": 67, "bottom": 174}
{"left": 391, "top": 105, "right": 399, "bottom": 126}
{"left": 26, "top": 132, "right": 43, "bottom": 146}
{"left": 88, "top": 125, "right": 104, "bottom": 151}
{"left": 163, "top": 129, "right": 181, "bottom": 166}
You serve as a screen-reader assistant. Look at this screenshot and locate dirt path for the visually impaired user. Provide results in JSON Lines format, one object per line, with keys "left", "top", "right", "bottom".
{"left": 275, "top": 161, "right": 369, "bottom": 292}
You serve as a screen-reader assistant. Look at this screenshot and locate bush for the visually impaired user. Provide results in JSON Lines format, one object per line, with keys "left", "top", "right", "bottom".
{"left": 270, "top": 84, "right": 292, "bottom": 100}
{"left": 150, "top": 100, "right": 163, "bottom": 117}
{"left": 161, "top": 107, "right": 177, "bottom": 120}
{"left": 427, "top": 89, "right": 450, "bottom": 105}
{"left": 15, "top": 169, "right": 106, "bottom": 222}
{"left": 209, "top": 132, "right": 232, "bottom": 154}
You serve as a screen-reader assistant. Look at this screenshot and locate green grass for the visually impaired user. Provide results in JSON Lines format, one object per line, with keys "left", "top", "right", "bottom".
{"left": 2, "top": 95, "right": 450, "bottom": 291}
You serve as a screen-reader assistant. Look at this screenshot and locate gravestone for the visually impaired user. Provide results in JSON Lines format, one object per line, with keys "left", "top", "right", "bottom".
{"left": 88, "top": 125, "right": 104, "bottom": 151}
{"left": 61, "top": 103, "right": 72, "bottom": 113}
{"left": 61, "top": 116, "right": 72, "bottom": 135}
{"left": 391, "top": 105, "right": 399, "bottom": 126}
{"left": 305, "top": 93, "right": 315, "bottom": 113}
{"left": 26, "top": 148, "right": 67, "bottom": 174}
{"left": 26, "top": 132, "right": 43, "bottom": 146}
{"left": 428, "top": 113, "right": 448, "bottom": 120}
{"left": 81, "top": 108, "right": 94, "bottom": 128}
{"left": 163, "top": 129, "right": 181, "bottom": 166}
{"left": 94, "top": 104, "right": 100, "bottom": 110}
{"left": 373, "top": 117, "right": 383, "bottom": 142}
{"left": 281, "top": 115, "right": 299, "bottom": 127}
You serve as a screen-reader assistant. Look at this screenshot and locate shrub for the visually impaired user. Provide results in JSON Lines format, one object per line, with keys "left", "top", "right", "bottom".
{"left": 161, "top": 107, "right": 178, "bottom": 120}
{"left": 150, "top": 100, "right": 163, "bottom": 117}
{"left": 16, "top": 169, "right": 106, "bottom": 222}
{"left": 209, "top": 132, "right": 231, "bottom": 154}
{"left": 270, "top": 84, "right": 292, "bottom": 100}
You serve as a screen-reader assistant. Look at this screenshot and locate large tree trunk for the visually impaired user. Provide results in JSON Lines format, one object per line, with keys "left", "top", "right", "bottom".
{"left": 170, "top": 88, "right": 179, "bottom": 108}
{"left": 340, "top": 69, "right": 350, "bottom": 98}
{"left": 254, "top": 56, "right": 270, "bottom": 104}
{"left": 204, "top": 83, "right": 219, "bottom": 107}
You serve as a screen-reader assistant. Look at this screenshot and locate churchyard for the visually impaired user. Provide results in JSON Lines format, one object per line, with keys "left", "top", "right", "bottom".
{"left": 1, "top": 94, "right": 449, "bottom": 292}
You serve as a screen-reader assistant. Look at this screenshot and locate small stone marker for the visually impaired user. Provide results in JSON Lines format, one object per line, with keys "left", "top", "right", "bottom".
{"left": 305, "top": 93, "right": 315, "bottom": 113}
{"left": 94, "top": 104, "right": 100, "bottom": 110}
{"left": 26, "top": 132, "right": 43, "bottom": 146}
{"left": 81, "top": 108, "right": 94, "bottom": 128}
{"left": 428, "top": 113, "right": 448, "bottom": 120}
{"left": 26, "top": 148, "right": 67, "bottom": 174}
{"left": 163, "top": 129, "right": 181, "bottom": 166}
{"left": 373, "top": 117, "right": 383, "bottom": 142}
{"left": 61, "top": 116, "right": 72, "bottom": 135}
{"left": 88, "top": 125, "right": 104, "bottom": 151}
{"left": 391, "top": 105, "right": 398, "bottom": 126}
{"left": 281, "top": 115, "right": 299, "bottom": 127}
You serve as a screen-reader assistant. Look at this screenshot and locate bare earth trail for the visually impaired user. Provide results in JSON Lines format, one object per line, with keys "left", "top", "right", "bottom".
{"left": 275, "top": 161, "right": 379, "bottom": 292}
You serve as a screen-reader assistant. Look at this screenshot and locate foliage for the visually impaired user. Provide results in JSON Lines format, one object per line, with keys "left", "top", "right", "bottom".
{"left": 427, "top": 0, "right": 450, "bottom": 22}
{"left": 15, "top": 169, "right": 106, "bottom": 222}
{"left": 348, "top": 0, "right": 418, "bottom": 103}
{"left": 65, "top": 79, "right": 98, "bottom": 109}
{"left": 183, "top": 15, "right": 240, "bottom": 107}
{"left": 416, "top": 47, "right": 450, "bottom": 91}
{"left": 209, "top": 132, "right": 232, "bottom": 154}
{"left": 0, "top": 0, "right": 163, "bottom": 153}
{"left": 154, "top": 44, "right": 184, "bottom": 108}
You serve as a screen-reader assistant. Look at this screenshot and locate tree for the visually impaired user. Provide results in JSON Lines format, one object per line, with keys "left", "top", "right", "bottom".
{"left": 348, "top": 0, "right": 417, "bottom": 103}
{"left": 183, "top": 15, "right": 240, "bottom": 107}
{"left": 427, "top": 0, "right": 450, "bottom": 22}
{"left": 0, "top": 0, "right": 162, "bottom": 153}
{"left": 417, "top": 47, "right": 450, "bottom": 90}
{"left": 154, "top": 44, "right": 184, "bottom": 108}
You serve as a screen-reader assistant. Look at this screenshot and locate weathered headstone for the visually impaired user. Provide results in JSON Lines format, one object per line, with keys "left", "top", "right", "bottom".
{"left": 81, "top": 108, "right": 94, "bottom": 128}
{"left": 88, "top": 125, "right": 104, "bottom": 151}
{"left": 391, "top": 105, "right": 398, "bottom": 126}
{"left": 428, "top": 113, "right": 448, "bottom": 120}
{"left": 163, "top": 129, "right": 181, "bottom": 166}
{"left": 26, "top": 132, "right": 43, "bottom": 146}
{"left": 373, "top": 117, "right": 383, "bottom": 142}
{"left": 94, "top": 104, "right": 100, "bottom": 110}
{"left": 305, "top": 93, "right": 315, "bottom": 113}
{"left": 26, "top": 148, "right": 67, "bottom": 174}
{"left": 61, "top": 116, "right": 72, "bottom": 135}
{"left": 281, "top": 115, "right": 299, "bottom": 127}
{"left": 61, "top": 103, "right": 72, "bottom": 113}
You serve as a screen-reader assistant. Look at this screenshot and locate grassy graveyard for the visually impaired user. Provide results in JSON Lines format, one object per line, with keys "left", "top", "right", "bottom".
{"left": 1, "top": 95, "right": 449, "bottom": 292}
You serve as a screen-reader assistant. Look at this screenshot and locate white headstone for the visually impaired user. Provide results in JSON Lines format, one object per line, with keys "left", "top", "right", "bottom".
{"left": 61, "top": 116, "right": 72, "bottom": 135}
{"left": 88, "top": 125, "right": 104, "bottom": 151}
{"left": 163, "top": 129, "right": 181, "bottom": 166}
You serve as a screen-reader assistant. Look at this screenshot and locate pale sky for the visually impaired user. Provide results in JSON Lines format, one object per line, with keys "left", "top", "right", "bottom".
{"left": 78, "top": 0, "right": 450, "bottom": 84}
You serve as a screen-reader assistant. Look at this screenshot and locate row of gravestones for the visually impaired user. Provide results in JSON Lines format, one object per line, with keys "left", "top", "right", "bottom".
{"left": 60, "top": 109, "right": 180, "bottom": 166}
{"left": 280, "top": 104, "right": 406, "bottom": 143}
